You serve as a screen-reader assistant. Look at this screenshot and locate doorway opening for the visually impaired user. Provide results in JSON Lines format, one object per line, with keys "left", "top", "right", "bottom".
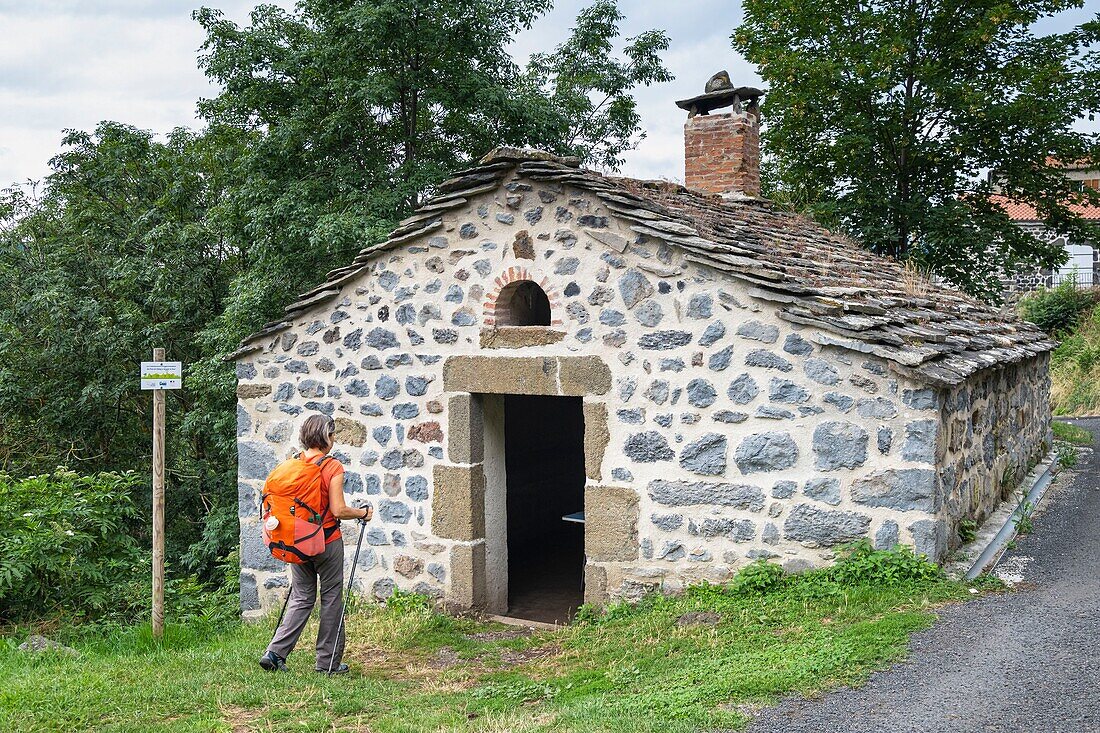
{"left": 504, "top": 394, "right": 585, "bottom": 623}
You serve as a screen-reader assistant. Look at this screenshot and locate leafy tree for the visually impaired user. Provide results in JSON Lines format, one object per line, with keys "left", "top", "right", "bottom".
{"left": 734, "top": 0, "right": 1100, "bottom": 300}
{"left": 0, "top": 123, "right": 240, "bottom": 571}
{"left": 521, "top": 0, "right": 674, "bottom": 170}
{"left": 0, "top": 1, "right": 672, "bottom": 587}
{"left": 193, "top": 0, "right": 672, "bottom": 346}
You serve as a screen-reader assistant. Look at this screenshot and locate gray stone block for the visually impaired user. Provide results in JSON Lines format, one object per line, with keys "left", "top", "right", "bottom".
{"left": 708, "top": 346, "right": 734, "bottom": 371}
{"left": 727, "top": 373, "right": 760, "bottom": 404}
{"left": 768, "top": 378, "right": 810, "bottom": 404}
{"left": 619, "top": 269, "right": 654, "bottom": 308}
{"left": 909, "top": 518, "right": 948, "bottom": 561}
{"left": 783, "top": 504, "right": 871, "bottom": 546}
{"left": 648, "top": 480, "right": 765, "bottom": 511}
{"left": 651, "top": 513, "right": 684, "bottom": 531}
{"left": 902, "top": 388, "right": 939, "bottom": 411}
{"left": 804, "top": 358, "right": 839, "bottom": 385}
{"left": 734, "top": 432, "right": 799, "bottom": 474}
{"left": 638, "top": 331, "right": 692, "bottom": 350}
{"left": 851, "top": 469, "right": 938, "bottom": 512}
{"left": 236, "top": 405, "right": 251, "bottom": 437}
{"left": 877, "top": 426, "right": 893, "bottom": 455}
{"left": 366, "top": 327, "right": 399, "bottom": 350}
{"left": 771, "top": 480, "right": 797, "bottom": 499}
{"left": 783, "top": 333, "right": 813, "bottom": 356}
{"left": 375, "top": 375, "right": 400, "bottom": 400}
{"left": 686, "top": 293, "right": 713, "bottom": 319}
{"left": 238, "top": 442, "right": 277, "bottom": 481}
{"left": 379, "top": 500, "right": 412, "bottom": 524}
{"left": 240, "top": 523, "right": 282, "bottom": 572}
{"left": 624, "top": 431, "right": 674, "bottom": 462}
{"left": 687, "top": 379, "right": 718, "bottom": 408}
{"left": 240, "top": 572, "right": 260, "bottom": 611}
{"left": 902, "top": 419, "right": 938, "bottom": 464}
{"left": 736, "top": 320, "right": 779, "bottom": 343}
{"left": 804, "top": 477, "right": 841, "bottom": 505}
{"left": 688, "top": 517, "right": 756, "bottom": 541}
{"left": 812, "top": 421, "right": 868, "bottom": 470}
{"left": 238, "top": 482, "right": 257, "bottom": 518}
{"left": 856, "top": 397, "right": 898, "bottom": 419}
{"left": 874, "top": 520, "right": 899, "bottom": 549}
{"left": 823, "top": 391, "right": 854, "bottom": 412}
{"left": 635, "top": 300, "right": 664, "bottom": 327}
{"left": 699, "top": 321, "right": 726, "bottom": 347}
{"left": 745, "top": 350, "right": 792, "bottom": 372}
{"left": 679, "top": 433, "right": 727, "bottom": 476}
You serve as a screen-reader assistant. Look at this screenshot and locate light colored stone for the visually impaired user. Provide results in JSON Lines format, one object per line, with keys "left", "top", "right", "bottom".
{"left": 447, "top": 393, "right": 483, "bottom": 464}
{"left": 431, "top": 464, "right": 486, "bottom": 540}
{"left": 583, "top": 401, "right": 610, "bottom": 480}
{"left": 585, "top": 485, "right": 639, "bottom": 561}
{"left": 333, "top": 417, "right": 368, "bottom": 447}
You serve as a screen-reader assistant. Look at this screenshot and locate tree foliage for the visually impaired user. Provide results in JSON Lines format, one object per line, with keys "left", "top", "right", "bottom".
{"left": 0, "top": 0, "right": 671, "bottom": 587}
{"left": 734, "top": 0, "right": 1100, "bottom": 300}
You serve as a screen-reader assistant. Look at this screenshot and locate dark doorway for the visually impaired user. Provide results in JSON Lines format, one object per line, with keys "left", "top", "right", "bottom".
{"left": 505, "top": 394, "right": 586, "bottom": 623}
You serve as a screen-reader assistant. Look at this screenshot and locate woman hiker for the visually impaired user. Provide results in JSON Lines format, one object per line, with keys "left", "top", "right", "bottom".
{"left": 259, "top": 414, "right": 372, "bottom": 675}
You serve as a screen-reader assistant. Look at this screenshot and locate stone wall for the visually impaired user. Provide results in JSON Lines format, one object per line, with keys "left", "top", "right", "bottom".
{"left": 936, "top": 354, "right": 1052, "bottom": 557}
{"left": 236, "top": 173, "right": 976, "bottom": 614}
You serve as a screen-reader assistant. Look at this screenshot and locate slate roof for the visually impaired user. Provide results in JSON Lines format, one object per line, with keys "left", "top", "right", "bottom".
{"left": 229, "top": 148, "right": 1056, "bottom": 387}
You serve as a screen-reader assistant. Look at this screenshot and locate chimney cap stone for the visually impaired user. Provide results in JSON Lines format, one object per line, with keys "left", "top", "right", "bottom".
{"left": 676, "top": 73, "right": 764, "bottom": 117}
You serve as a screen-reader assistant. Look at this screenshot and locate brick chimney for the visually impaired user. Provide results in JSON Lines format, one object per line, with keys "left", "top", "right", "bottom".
{"left": 676, "top": 71, "right": 763, "bottom": 197}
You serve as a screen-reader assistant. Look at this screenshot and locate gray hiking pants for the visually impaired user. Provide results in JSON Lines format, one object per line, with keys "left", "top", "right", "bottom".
{"left": 267, "top": 538, "right": 345, "bottom": 670}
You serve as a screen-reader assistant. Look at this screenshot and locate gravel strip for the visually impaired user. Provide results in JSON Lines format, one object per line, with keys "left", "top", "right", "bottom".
{"left": 746, "top": 418, "right": 1100, "bottom": 733}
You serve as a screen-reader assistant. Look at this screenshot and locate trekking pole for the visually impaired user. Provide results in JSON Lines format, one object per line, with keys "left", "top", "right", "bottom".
{"left": 328, "top": 516, "right": 367, "bottom": 674}
{"left": 270, "top": 583, "right": 292, "bottom": 642}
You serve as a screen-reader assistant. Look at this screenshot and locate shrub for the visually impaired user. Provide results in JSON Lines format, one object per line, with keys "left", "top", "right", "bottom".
{"left": 826, "top": 541, "right": 944, "bottom": 586}
{"left": 0, "top": 470, "right": 147, "bottom": 622}
{"left": 729, "top": 560, "right": 787, "bottom": 595}
{"left": 1018, "top": 281, "right": 1099, "bottom": 337}
{"left": 0, "top": 470, "right": 237, "bottom": 626}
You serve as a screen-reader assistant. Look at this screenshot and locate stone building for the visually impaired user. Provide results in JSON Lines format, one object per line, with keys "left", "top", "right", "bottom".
{"left": 231, "top": 80, "right": 1055, "bottom": 620}
{"left": 994, "top": 160, "right": 1100, "bottom": 294}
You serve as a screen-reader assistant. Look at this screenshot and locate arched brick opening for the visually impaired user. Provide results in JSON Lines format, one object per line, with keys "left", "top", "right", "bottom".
{"left": 495, "top": 280, "right": 551, "bottom": 326}
{"left": 482, "top": 266, "right": 563, "bottom": 328}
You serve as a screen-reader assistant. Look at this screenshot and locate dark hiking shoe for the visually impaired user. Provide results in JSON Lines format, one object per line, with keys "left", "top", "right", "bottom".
{"left": 317, "top": 663, "right": 350, "bottom": 675}
{"left": 259, "top": 650, "right": 287, "bottom": 672}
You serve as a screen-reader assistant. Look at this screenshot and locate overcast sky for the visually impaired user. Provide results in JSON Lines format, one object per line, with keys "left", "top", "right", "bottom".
{"left": 0, "top": 1, "right": 1094, "bottom": 189}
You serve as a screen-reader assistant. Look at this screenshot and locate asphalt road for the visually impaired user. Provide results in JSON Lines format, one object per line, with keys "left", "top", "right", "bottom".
{"left": 746, "top": 417, "right": 1100, "bottom": 733}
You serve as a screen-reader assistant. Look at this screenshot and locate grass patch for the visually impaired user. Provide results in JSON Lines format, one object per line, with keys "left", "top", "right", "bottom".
{"left": 1051, "top": 420, "right": 1093, "bottom": 446}
{"left": 0, "top": 547, "right": 982, "bottom": 733}
{"left": 1046, "top": 297, "right": 1100, "bottom": 416}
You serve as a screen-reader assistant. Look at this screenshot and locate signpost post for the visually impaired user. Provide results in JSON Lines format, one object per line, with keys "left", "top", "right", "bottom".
{"left": 140, "top": 352, "right": 182, "bottom": 639}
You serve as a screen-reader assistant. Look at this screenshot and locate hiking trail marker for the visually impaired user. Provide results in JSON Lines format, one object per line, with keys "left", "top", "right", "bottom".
{"left": 141, "top": 351, "right": 180, "bottom": 639}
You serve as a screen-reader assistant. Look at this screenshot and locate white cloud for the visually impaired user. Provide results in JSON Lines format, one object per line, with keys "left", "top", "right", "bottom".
{"left": 0, "top": 0, "right": 1094, "bottom": 188}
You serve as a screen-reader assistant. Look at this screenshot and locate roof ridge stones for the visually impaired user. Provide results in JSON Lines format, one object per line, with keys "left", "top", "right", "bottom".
{"left": 226, "top": 147, "right": 1055, "bottom": 387}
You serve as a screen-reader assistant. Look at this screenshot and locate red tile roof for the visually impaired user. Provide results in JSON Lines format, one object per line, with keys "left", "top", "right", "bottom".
{"left": 990, "top": 194, "right": 1100, "bottom": 222}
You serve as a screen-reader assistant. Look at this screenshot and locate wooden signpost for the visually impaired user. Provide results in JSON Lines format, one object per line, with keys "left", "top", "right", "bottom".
{"left": 140, "top": 351, "right": 182, "bottom": 639}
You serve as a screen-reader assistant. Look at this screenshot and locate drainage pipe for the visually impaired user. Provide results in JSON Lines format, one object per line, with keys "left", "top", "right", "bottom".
{"left": 964, "top": 452, "right": 1058, "bottom": 580}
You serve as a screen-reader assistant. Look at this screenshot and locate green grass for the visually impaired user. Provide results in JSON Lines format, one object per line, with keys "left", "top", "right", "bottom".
{"left": 1048, "top": 298, "right": 1100, "bottom": 416}
{"left": 0, "top": 560, "right": 978, "bottom": 733}
{"left": 1052, "top": 420, "right": 1094, "bottom": 446}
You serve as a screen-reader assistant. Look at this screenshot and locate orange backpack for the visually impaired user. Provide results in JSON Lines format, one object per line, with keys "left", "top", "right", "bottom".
{"left": 260, "top": 454, "right": 331, "bottom": 563}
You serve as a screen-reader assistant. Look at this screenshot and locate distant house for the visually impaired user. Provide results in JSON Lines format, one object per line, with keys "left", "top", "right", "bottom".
{"left": 994, "top": 160, "right": 1100, "bottom": 292}
{"left": 230, "top": 75, "right": 1054, "bottom": 623}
